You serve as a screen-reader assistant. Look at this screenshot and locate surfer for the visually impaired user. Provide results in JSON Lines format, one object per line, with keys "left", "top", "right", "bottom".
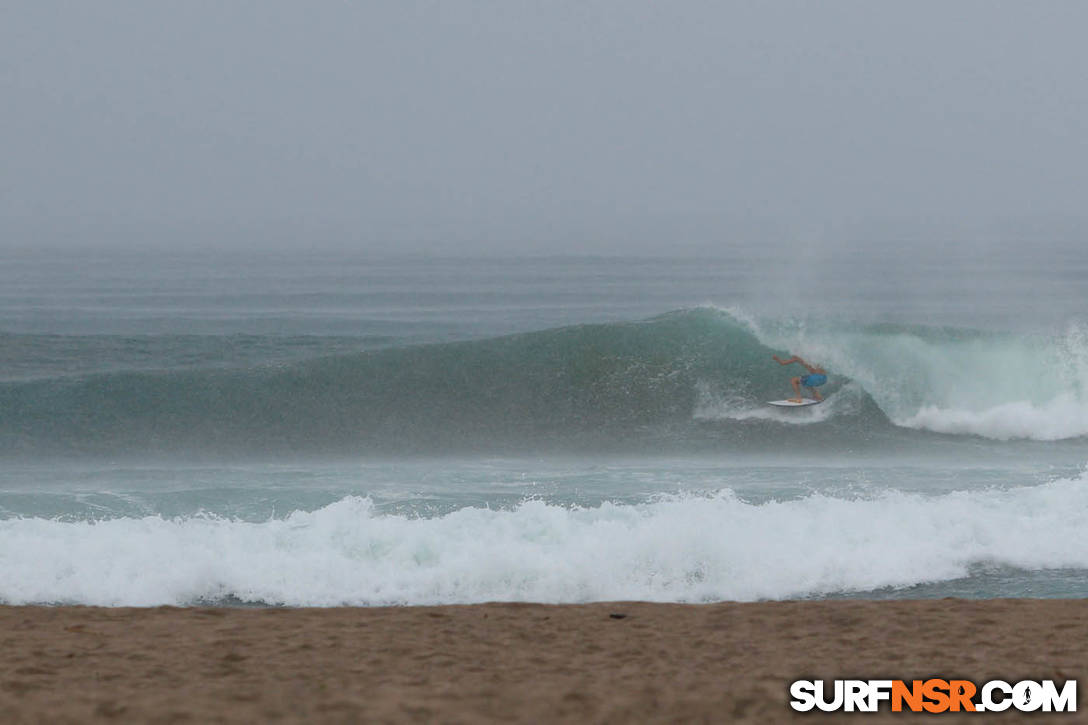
{"left": 772, "top": 354, "right": 827, "bottom": 403}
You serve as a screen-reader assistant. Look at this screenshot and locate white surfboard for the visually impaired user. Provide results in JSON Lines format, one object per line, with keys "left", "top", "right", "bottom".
{"left": 766, "top": 398, "right": 824, "bottom": 407}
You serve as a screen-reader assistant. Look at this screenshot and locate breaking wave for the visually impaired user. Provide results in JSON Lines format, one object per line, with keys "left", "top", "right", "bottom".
{"left": 2, "top": 471, "right": 1087, "bottom": 606}
{"left": 2, "top": 307, "right": 1086, "bottom": 456}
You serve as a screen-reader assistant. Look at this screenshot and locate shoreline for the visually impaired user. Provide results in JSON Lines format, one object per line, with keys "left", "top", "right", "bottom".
{"left": 1, "top": 599, "right": 1084, "bottom": 722}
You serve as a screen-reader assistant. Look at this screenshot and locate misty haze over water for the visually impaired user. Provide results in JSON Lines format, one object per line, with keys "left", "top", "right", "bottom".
{"left": 4, "top": 2, "right": 1087, "bottom": 254}
{"left": 2, "top": 3, "right": 1088, "bottom": 606}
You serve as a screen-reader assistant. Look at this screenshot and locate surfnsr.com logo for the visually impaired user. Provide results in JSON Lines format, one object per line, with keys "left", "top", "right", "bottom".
{"left": 790, "top": 679, "right": 1076, "bottom": 713}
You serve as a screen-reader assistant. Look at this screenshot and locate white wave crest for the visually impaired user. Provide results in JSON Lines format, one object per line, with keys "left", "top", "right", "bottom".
{"left": 718, "top": 306, "right": 1088, "bottom": 441}
{"left": 904, "top": 394, "right": 1088, "bottom": 441}
{"left": 3, "top": 472, "right": 1088, "bottom": 606}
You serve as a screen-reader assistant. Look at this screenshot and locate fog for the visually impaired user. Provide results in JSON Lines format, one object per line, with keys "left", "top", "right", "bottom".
{"left": 3, "top": 1, "right": 1086, "bottom": 253}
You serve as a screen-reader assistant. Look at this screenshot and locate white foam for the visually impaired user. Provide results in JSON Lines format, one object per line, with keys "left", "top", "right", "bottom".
{"left": 4, "top": 471, "right": 1088, "bottom": 606}
{"left": 904, "top": 394, "right": 1088, "bottom": 441}
{"left": 693, "top": 380, "right": 860, "bottom": 424}
{"left": 719, "top": 306, "right": 1088, "bottom": 441}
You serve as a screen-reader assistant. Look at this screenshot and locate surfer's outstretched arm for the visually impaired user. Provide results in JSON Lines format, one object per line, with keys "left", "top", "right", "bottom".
{"left": 773, "top": 354, "right": 824, "bottom": 375}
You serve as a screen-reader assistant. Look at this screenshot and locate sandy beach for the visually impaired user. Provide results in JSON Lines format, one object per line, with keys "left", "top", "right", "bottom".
{"left": 0, "top": 598, "right": 1082, "bottom": 723}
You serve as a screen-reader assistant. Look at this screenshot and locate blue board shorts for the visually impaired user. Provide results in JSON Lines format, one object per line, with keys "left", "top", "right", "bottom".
{"left": 800, "top": 373, "right": 827, "bottom": 388}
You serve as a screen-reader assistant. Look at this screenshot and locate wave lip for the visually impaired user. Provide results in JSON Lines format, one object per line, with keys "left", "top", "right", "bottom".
{"left": 4, "top": 306, "right": 1088, "bottom": 452}
{"left": 3, "top": 471, "right": 1088, "bottom": 607}
{"left": 2, "top": 308, "right": 875, "bottom": 456}
{"left": 725, "top": 308, "right": 1088, "bottom": 441}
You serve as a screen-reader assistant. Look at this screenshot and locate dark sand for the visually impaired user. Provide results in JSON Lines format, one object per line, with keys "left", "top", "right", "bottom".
{"left": 1, "top": 599, "right": 1085, "bottom": 723}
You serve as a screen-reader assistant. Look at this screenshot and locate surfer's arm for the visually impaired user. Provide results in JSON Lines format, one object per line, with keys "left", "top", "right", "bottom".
{"left": 773, "top": 355, "right": 824, "bottom": 374}
{"left": 773, "top": 355, "right": 805, "bottom": 367}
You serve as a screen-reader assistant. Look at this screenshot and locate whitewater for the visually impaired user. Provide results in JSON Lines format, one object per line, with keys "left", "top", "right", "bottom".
{"left": 2, "top": 248, "right": 1087, "bottom": 605}
{"left": 3, "top": 471, "right": 1088, "bottom": 607}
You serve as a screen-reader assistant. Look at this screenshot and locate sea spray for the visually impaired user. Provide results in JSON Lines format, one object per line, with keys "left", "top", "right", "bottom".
{"left": 724, "top": 310, "right": 1088, "bottom": 441}
{"left": 3, "top": 471, "right": 1088, "bottom": 606}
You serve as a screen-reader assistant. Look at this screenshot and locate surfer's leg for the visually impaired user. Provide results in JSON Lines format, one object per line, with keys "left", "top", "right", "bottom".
{"left": 809, "top": 386, "right": 823, "bottom": 401}
{"left": 790, "top": 376, "right": 802, "bottom": 403}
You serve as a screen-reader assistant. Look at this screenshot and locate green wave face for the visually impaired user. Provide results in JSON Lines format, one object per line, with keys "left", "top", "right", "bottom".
{"left": 7, "top": 306, "right": 1086, "bottom": 457}
{"left": 0, "top": 309, "right": 891, "bottom": 457}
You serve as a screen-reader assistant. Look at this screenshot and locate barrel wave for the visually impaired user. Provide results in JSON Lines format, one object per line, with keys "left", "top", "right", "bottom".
{"left": 2, "top": 308, "right": 1085, "bottom": 457}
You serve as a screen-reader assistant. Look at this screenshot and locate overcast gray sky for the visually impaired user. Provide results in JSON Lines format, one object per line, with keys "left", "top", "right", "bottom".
{"left": 2, "top": 1, "right": 1086, "bottom": 253}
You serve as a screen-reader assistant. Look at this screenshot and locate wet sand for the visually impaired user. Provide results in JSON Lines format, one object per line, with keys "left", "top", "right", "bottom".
{"left": 1, "top": 599, "right": 1084, "bottom": 723}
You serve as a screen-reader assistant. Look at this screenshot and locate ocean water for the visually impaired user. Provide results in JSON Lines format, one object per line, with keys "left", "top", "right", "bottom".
{"left": 2, "top": 245, "right": 1088, "bottom": 606}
